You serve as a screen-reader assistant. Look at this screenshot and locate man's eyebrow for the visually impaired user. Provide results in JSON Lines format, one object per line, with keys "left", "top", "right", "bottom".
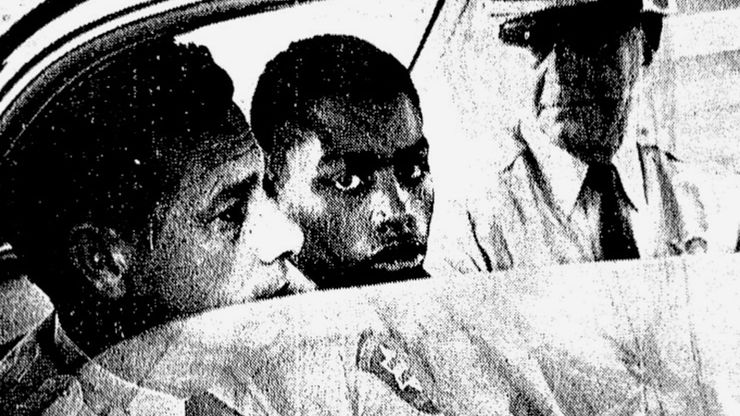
{"left": 210, "top": 173, "right": 260, "bottom": 204}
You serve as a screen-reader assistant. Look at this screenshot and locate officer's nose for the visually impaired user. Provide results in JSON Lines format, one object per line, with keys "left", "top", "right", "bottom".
{"left": 554, "top": 42, "right": 620, "bottom": 93}
{"left": 552, "top": 43, "right": 583, "bottom": 85}
{"left": 369, "top": 169, "right": 416, "bottom": 239}
{"left": 247, "top": 194, "right": 303, "bottom": 264}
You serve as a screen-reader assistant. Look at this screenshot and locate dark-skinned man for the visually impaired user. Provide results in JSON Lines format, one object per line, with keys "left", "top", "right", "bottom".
{"left": 250, "top": 34, "right": 434, "bottom": 289}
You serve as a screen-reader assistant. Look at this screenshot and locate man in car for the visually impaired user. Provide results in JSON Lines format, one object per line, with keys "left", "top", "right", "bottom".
{"left": 427, "top": 0, "right": 740, "bottom": 274}
{"left": 0, "top": 39, "right": 312, "bottom": 414}
{"left": 251, "top": 34, "right": 433, "bottom": 289}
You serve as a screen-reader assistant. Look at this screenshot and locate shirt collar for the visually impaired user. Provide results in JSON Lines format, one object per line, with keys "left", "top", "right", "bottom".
{"left": 519, "top": 111, "right": 647, "bottom": 217}
{"left": 53, "top": 316, "right": 185, "bottom": 415}
{"left": 611, "top": 131, "right": 646, "bottom": 212}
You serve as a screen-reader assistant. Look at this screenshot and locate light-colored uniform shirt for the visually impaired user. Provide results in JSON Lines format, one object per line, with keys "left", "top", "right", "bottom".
{"left": 521, "top": 112, "right": 647, "bottom": 261}
{"left": 92, "top": 255, "right": 740, "bottom": 415}
{"left": 426, "top": 114, "right": 740, "bottom": 275}
{"left": 0, "top": 315, "right": 184, "bottom": 415}
{"left": 93, "top": 295, "right": 566, "bottom": 416}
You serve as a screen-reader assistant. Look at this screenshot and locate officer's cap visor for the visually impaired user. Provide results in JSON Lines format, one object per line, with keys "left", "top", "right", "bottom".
{"left": 499, "top": 1, "right": 646, "bottom": 50}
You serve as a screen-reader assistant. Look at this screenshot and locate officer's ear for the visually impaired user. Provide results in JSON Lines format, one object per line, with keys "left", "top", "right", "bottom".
{"left": 68, "top": 224, "right": 131, "bottom": 299}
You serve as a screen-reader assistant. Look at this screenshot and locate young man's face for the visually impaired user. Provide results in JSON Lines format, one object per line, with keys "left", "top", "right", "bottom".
{"left": 274, "top": 95, "right": 433, "bottom": 288}
{"left": 133, "top": 135, "right": 310, "bottom": 317}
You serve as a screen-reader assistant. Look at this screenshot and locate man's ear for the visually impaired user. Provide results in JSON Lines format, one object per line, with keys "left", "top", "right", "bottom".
{"left": 68, "top": 224, "right": 131, "bottom": 299}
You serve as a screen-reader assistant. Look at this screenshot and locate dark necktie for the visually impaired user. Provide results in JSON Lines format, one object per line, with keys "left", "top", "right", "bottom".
{"left": 584, "top": 163, "right": 639, "bottom": 261}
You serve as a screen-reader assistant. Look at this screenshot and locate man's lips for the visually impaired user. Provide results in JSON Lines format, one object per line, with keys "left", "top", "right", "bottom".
{"left": 366, "top": 241, "right": 426, "bottom": 273}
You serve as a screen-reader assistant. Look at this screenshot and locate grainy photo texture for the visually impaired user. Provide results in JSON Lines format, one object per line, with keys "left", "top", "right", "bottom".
{"left": 0, "top": 0, "right": 739, "bottom": 414}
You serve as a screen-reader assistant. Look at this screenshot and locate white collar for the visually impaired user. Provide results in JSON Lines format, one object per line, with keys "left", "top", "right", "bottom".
{"left": 519, "top": 110, "right": 647, "bottom": 217}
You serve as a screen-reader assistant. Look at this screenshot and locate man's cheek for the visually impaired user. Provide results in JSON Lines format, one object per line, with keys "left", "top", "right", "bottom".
{"left": 329, "top": 202, "right": 375, "bottom": 257}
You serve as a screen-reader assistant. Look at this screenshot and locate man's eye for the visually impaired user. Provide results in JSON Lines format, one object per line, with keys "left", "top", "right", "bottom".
{"left": 212, "top": 202, "right": 247, "bottom": 237}
{"left": 217, "top": 204, "right": 246, "bottom": 224}
{"left": 334, "top": 174, "right": 364, "bottom": 191}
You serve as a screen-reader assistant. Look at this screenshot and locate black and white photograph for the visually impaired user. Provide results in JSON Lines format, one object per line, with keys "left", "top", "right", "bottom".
{"left": 1, "top": 0, "right": 740, "bottom": 414}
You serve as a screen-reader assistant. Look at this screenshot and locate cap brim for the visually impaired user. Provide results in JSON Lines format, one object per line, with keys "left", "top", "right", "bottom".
{"left": 498, "top": 1, "right": 645, "bottom": 47}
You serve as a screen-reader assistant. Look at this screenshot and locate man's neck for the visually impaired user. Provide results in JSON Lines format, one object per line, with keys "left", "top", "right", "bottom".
{"left": 520, "top": 105, "right": 646, "bottom": 215}
{"left": 57, "top": 314, "right": 122, "bottom": 357}
{"left": 58, "top": 301, "right": 162, "bottom": 357}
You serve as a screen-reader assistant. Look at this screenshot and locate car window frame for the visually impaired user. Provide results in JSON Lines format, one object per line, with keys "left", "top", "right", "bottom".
{"left": 0, "top": 0, "right": 331, "bottom": 162}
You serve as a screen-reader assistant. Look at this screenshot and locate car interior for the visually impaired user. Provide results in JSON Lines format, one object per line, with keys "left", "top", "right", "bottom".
{"left": 0, "top": 0, "right": 739, "bottom": 399}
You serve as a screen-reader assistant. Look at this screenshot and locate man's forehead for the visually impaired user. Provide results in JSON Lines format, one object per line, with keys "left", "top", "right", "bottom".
{"left": 305, "top": 95, "right": 424, "bottom": 161}
{"left": 172, "top": 132, "right": 262, "bottom": 192}
{"left": 188, "top": 130, "right": 259, "bottom": 169}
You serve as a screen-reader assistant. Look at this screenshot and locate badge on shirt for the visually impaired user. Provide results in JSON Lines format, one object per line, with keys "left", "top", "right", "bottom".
{"left": 668, "top": 236, "right": 708, "bottom": 255}
{"left": 356, "top": 329, "right": 440, "bottom": 414}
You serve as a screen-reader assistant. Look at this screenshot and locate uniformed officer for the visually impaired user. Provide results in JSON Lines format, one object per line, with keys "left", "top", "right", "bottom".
{"left": 251, "top": 35, "right": 434, "bottom": 289}
{"left": 426, "top": 0, "right": 740, "bottom": 274}
{"left": 0, "top": 39, "right": 312, "bottom": 415}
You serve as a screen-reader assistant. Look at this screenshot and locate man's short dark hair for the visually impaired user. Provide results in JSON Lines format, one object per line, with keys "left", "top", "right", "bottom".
{"left": 250, "top": 34, "right": 420, "bottom": 159}
{"left": 0, "top": 39, "right": 246, "bottom": 303}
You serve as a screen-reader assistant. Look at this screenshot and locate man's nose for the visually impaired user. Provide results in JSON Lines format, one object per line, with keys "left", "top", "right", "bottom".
{"left": 553, "top": 44, "right": 585, "bottom": 84}
{"left": 369, "top": 170, "right": 415, "bottom": 237}
{"left": 248, "top": 196, "right": 304, "bottom": 264}
{"left": 556, "top": 42, "right": 616, "bottom": 84}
